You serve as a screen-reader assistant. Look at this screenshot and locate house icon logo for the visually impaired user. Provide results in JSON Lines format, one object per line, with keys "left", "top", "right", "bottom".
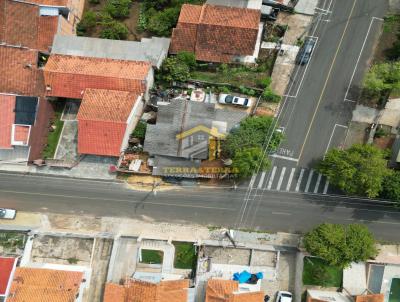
{"left": 176, "top": 125, "right": 226, "bottom": 160}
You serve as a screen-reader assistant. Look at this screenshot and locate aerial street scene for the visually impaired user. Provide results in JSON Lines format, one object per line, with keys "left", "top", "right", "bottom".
{"left": 1, "top": 0, "right": 400, "bottom": 301}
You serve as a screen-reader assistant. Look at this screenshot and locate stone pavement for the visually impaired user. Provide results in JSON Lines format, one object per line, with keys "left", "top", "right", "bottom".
{"left": 295, "top": 0, "right": 318, "bottom": 15}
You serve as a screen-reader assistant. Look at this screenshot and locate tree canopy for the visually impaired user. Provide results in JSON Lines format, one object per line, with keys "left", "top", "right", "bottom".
{"left": 363, "top": 61, "right": 400, "bottom": 95}
{"left": 232, "top": 147, "right": 270, "bottom": 179}
{"left": 303, "top": 223, "right": 378, "bottom": 268}
{"left": 317, "top": 144, "right": 390, "bottom": 198}
{"left": 380, "top": 171, "right": 400, "bottom": 204}
{"left": 157, "top": 52, "right": 196, "bottom": 83}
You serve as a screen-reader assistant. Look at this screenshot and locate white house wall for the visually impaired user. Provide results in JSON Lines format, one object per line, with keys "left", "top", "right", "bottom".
{"left": 120, "top": 95, "right": 144, "bottom": 153}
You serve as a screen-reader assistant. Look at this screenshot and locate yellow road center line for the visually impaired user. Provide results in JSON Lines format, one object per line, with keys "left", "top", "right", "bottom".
{"left": 298, "top": 0, "right": 358, "bottom": 164}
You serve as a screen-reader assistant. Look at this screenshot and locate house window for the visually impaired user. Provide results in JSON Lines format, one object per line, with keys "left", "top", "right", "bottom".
{"left": 38, "top": 52, "right": 49, "bottom": 68}
{"left": 197, "top": 134, "right": 205, "bottom": 141}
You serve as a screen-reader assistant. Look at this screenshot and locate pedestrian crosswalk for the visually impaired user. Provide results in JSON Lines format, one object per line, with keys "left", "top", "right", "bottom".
{"left": 251, "top": 166, "right": 330, "bottom": 194}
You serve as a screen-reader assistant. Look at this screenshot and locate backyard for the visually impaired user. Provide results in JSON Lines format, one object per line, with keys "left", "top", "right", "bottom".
{"left": 140, "top": 249, "right": 163, "bottom": 264}
{"left": 302, "top": 257, "right": 343, "bottom": 287}
{"left": 42, "top": 102, "right": 64, "bottom": 159}
{"left": 0, "top": 231, "right": 26, "bottom": 255}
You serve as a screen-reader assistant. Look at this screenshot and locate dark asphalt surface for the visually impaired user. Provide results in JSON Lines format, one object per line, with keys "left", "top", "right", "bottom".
{"left": 0, "top": 172, "right": 400, "bottom": 241}
{"left": 276, "top": 0, "right": 387, "bottom": 166}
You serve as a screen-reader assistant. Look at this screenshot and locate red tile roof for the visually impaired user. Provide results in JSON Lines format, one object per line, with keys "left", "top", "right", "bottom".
{"left": 22, "top": 0, "right": 69, "bottom": 6}
{"left": 0, "top": 257, "right": 17, "bottom": 295}
{"left": 170, "top": 4, "right": 260, "bottom": 63}
{"left": 77, "top": 89, "right": 140, "bottom": 157}
{"left": 0, "top": 46, "right": 43, "bottom": 96}
{"left": 0, "top": 0, "right": 60, "bottom": 52}
{"left": 103, "top": 279, "right": 189, "bottom": 302}
{"left": 0, "top": 94, "right": 16, "bottom": 149}
{"left": 205, "top": 279, "right": 264, "bottom": 302}
{"left": 7, "top": 267, "right": 83, "bottom": 302}
{"left": 44, "top": 55, "right": 151, "bottom": 99}
{"left": 356, "top": 294, "right": 385, "bottom": 302}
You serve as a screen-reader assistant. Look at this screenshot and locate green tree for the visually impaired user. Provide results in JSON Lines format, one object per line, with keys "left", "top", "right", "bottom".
{"left": 363, "top": 62, "right": 400, "bottom": 96}
{"left": 100, "top": 21, "right": 129, "bottom": 40}
{"left": 177, "top": 51, "right": 197, "bottom": 71}
{"left": 303, "top": 223, "right": 378, "bottom": 268}
{"left": 222, "top": 116, "right": 283, "bottom": 158}
{"left": 76, "top": 11, "right": 97, "bottom": 36}
{"left": 131, "top": 121, "right": 147, "bottom": 140}
{"left": 317, "top": 144, "right": 390, "bottom": 198}
{"left": 380, "top": 171, "right": 400, "bottom": 203}
{"left": 232, "top": 147, "right": 270, "bottom": 179}
{"left": 147, "top": 7, "right": 180, "bottom": 36}
{"left": 104, "top": 0, "right": 132, "bottom": 19}
{"left": 157, "top": 56, "right": 190, "bottom": 82}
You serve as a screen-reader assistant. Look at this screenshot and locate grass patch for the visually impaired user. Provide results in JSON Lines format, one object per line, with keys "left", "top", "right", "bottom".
{"left": 303, "top": 257, "right": 343, "bottom": 287}
{"left": 0, "top": 232, "right": 26, "bottom": 252}
{"left": 42, "top": 103, "right": 64, "bottom": 159}
{"left": 173, "top": 241, "right": 197, "bottom": 269}
{"left": 191, "top": 58, "right": 275, "bottom": 89}
{"left": 141, "top": 249, "right": 163, "bottom": 264}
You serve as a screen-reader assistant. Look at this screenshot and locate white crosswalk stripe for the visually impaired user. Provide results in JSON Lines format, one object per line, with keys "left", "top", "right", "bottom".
{"left": 286, "top": 168, "right": 296, "bottom": 191}
{"left": 267, "top": 166, "right": 277, "bottom": 190}
{"left": 253, "top": 166, "right": 330, "bottom": 194}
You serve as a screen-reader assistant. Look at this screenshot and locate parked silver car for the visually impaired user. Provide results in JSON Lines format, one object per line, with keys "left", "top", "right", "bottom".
{"left": 218, "top": 94, "right": 252, "bottom": 108}
{"left": 0, "top": 208, "right": 17, "bottom": 219}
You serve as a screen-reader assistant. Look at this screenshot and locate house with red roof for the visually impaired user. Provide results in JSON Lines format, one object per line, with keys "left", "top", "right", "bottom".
{"left": 0, "top": 257, "right": 18, "bottom": 301}
{"left": 169, "top": 4, "right": 262, "bottom": 63}
{"left": 0, "top": 0, "right": 77, "bottom": 53}
{"left": 77, "top": 89, "right": 144, "bottom": 157}
{"left": 206, "top": 279, "right": 265, "bottom": 302}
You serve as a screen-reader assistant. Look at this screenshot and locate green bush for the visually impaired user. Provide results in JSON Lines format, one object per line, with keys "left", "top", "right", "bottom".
{"left": 76, "top": 11, "right": 97, "bottom": 36}
{"left": 262, "top": 88, "right": 280, "bottom": 102}
{"left": 132, "top": 121, "right": 147, "bottom": 140}
{"left": 147, "top": 7, "right": 180, "bottom": 36}
{"left": 257, "top": 77, "right": 272, "bottom": 88}
{"left": 380, "top": 171, "right": 400, "bottom": 204}
{"left": 88, "top": 0, "right": 100, "bottom": 4}
{"left": 100, "top": 21, "right": 129, "bottom": 40}
{"left": 157, "top": 57, "right": 190, "bottom": 83}
{"left": 104, "top": 0, "right": 132, "bottom": 19}
{"left": 177, "top": 51, "right": 197, "bottom": 70}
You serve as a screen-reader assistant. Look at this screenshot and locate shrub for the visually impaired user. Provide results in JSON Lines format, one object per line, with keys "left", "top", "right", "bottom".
{"left": 262, "top": 88, "right": 280, "bottom": 102}
{"left": 177, "top": 51, "right": 196, "bottom": 71}
{"left": 257, "top": 77, "right": 272, "bottom": 88}
{"left": 157, "top": 57, "right": 190, "bottom": 83}
{"left": 132, "top": 121, "right": 147, "bottom": 140}
{"left": 100, "top": 21, "right": 129, "bottom": 40}
{"left": 147, "top": 7, "right": 180, "bottom": 36}
{"left": 88, "top": 0, "right": 100, "bottom": 4}
{"left": 104, "top": 0, "right": 132, "bottom": 19}
{"left": 76, "top": 11, "right": 97, "bottom": 36}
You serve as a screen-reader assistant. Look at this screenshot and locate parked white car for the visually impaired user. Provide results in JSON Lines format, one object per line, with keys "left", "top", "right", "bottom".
{"left": 277, "top": 291, "right": 293, "bottom": 302}
{"left": 218, "top": 94, "right": 252, "bottom": 108}
{"left": 0, "top": 208, "right": 17, "bottom": 220}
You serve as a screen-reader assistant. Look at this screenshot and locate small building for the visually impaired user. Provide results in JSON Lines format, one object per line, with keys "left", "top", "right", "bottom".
{"left": 205, "top": 279, "right": 265, "bottom": 302}
{"left": 103, "top": 279, "right": 190, "bottom": 302}
{"left": 6, "top": 267, "right": 84, "bottom": 302}
{"left": 0, "top": 0, "right": 76, "bottom": 52}
{"left": 51, "top": 35, "right": 171, "bottom": 69}
{"left": 77, "top": 89, "right": 143, "bottom": 157}
{"left": 43, "top": 54, "right": 153, "bottom": 100}
{"left": 169, "top": 4, "right": 262, "bottom": 63}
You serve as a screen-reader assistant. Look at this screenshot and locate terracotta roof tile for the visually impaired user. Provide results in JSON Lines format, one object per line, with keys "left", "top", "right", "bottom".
{"left": 170, "top": 4, "right": 260, "bottom": 63}
{"left": 0, "top": 0, "right": 64, "bottom": 51}
{"left": 356, "top": 294, "right": 385, "bottom": 302}
{"left": 0, "top": 257, "right": 17, "bottom": 295}
{"left": 76, "top": 89, "right": 140, "bottom": 157}
{"left": 205, "top": 279, "right": 264, "bottom": 302}
{"left": 44, "top": 55, "right": 151, "bottom": 99}
{"left": 8, "top": 267, "right": 83, "bottom": 302}
{"left": 77, "top": 89, "right": 139, "bottom": 122}
{"left": 0, "top": 95, "right": 16, "bottom": 149}
{"left": 21, "top": 0, "right": 69, "bottom": 6}
{"left": 0, "top": 46, "right": 42, "bottom": 96}
{"left": 103, "top": 279, "right": 189, "bottom": 302}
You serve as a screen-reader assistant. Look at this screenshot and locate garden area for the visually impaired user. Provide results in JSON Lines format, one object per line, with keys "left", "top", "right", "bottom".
{"left": 77, "top": 0, "right": 205, "bottom": 40}
{"left": 42, "top": 102, "right": 65, "bottom": 159}
{"left": 302, "top": 257, "right": 343, "bottom": 287}
{"left": 172, "top": 241, "right": 197, "bottom": 270}
{"left": 140, "top": 249, "right": 163, "bottom": 264}
{"left": 0, "top": 231, "right": 27, "bottom": 255}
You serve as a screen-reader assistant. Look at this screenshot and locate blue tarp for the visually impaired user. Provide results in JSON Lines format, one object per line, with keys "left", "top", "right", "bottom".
{"left": 233, "top": 271, "right": 264, "bottom": 284}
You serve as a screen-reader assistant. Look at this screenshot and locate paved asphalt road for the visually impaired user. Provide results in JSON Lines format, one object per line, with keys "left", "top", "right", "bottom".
{"left": 0, "top": 173, "right": 400, "bottom": 241}
{"left": 248, "top": 0, "right": 388, "bottom": 197}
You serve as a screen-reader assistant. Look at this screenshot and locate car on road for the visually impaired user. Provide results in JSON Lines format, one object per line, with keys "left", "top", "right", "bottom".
{"left": 0, "top": 208, "right": 17, "bottom": 219}
{"left": 277, "top": 291, "right": 292, "bottom": 302}
{"left": 219, "top": 94, "right": 252, "bottom": 108}
{"left": 296, "top": 38, "right": 316, "bottom": 65}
